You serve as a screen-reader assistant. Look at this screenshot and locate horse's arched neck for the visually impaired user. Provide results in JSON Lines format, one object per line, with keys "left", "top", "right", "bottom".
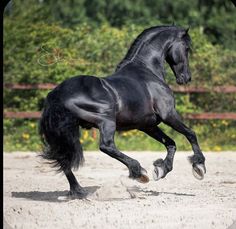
{"left": 133, "top": 37, "right": 172, "bottom": 81}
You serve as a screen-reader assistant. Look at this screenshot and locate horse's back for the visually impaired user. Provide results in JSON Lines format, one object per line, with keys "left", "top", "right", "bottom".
{"left": 46, "top": 75, "right": 111, "bottom": 104}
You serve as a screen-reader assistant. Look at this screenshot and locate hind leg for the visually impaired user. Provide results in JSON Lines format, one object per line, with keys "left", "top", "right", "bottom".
{"left": 99, "top": 120, "right": 149, "bottom": 183}
{"left": 64, "top": 102, "right": 148, "bottom": 182}
{"left": 63, "top": 169, "right": 87, "bottom": 199}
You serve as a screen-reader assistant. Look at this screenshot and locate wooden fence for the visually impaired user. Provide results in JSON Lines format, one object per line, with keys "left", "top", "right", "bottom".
{"left": 3, "top": 83, "right": 236, "bottom": 120}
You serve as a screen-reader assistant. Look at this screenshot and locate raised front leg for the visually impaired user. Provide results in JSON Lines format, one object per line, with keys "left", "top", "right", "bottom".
{"left": 99, "top": 120, "right": 149, "bottom": 183}
{"left": 162, "top": 109, "right": 206, "bottom": 180}
{"left": 141, "top": 126, "right": 176, "bottom": 180}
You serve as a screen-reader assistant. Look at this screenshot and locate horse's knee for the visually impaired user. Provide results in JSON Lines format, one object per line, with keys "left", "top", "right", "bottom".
{"left": 187, "top": 129, "right": 197, "bottom": 143}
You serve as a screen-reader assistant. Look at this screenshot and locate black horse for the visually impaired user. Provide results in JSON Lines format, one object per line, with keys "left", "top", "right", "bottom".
{"left": 39, "top": 25, "right": 206, "bottom": 199}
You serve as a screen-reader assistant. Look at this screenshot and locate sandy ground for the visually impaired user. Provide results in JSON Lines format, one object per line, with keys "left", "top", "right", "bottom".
{"left": 3, "top": 151, "right": 236, "bottom": 229}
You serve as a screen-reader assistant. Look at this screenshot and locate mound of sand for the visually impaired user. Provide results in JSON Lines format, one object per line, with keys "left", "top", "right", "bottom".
{"left": 89, "top": 178, "right": 134, "bottom": 200}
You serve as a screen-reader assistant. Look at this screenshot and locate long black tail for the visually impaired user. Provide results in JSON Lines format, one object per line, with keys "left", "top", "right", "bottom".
{"left": 39, "top": 101, "right": 84, "bottom": 172}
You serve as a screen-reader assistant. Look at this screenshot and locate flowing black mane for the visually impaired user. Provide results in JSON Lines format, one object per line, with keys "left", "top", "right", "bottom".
{"left": 116, "top": 25, "right": 191, "bottom": 71}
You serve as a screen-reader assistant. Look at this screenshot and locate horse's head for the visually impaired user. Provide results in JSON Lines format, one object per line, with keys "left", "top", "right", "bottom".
{"left": 166, "top": 28, "right": 191, "bottom": 85}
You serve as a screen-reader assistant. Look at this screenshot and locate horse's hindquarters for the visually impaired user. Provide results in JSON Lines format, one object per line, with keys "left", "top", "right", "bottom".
{"left": 55, "top": 76, "right": 117, "bottom": 125}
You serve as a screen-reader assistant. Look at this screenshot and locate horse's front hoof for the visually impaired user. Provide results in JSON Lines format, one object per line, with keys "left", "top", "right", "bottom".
{"left": 136, "top": 168, "right": 149, "bottom": 183}
{"left": 152, "top": 158, "right": 167, "bottom": 181}
{"left": 152, "top": 166, "right": 164, "bottom": 181}
{"left": 192, "top": 163, "right": 206, "bottom": 180}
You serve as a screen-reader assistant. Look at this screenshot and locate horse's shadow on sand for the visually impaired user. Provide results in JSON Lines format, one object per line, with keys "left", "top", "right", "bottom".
{"left": 128, "top": 186, "right": 195, "bottom": 198}
{"left": 12, "top": 185, "right": 195, "bottom": 202}
{"left": 11, "top": 186, "right": 100, "bottom": 202}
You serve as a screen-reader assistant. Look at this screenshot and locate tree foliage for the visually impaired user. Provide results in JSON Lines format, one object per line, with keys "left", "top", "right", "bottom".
{"left": 5, "top": 0, "right": 236, "bottom": 49}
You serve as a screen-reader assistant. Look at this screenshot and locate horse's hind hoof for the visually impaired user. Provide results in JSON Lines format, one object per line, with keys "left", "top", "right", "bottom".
{"left": 58, "top": 190, "right": 88, "bottom": 200}
{"left": 136, "top": 168, "right": 149, "bottom": 183}
{"left": 192, "top": 164, "right": 206, "bottom": 180}
{"left": 68, "top": 189, "right": 88, "bottom": 199}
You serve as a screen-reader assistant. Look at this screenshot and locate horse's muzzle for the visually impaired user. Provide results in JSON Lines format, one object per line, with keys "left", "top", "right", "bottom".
{"left": 177, "top": 73, "right": 191, "bottom": 85}
{"left": 176, "top": 76, "right": 185, "bottom": 85}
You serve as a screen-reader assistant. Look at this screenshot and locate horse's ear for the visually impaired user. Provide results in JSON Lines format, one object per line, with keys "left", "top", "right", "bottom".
{"left": 185, "top": 27, "right": 190, "bottom": 34}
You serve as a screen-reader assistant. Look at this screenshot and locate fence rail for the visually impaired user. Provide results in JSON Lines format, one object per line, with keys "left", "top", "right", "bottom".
{"left": 4, "top": 83, "right": 236, "bottom": 93}
{"left": 3, "top": 83, "right": 236, "bottom": 120}
{"left": 4, "top": 111, "right": 236, "bottom": 120}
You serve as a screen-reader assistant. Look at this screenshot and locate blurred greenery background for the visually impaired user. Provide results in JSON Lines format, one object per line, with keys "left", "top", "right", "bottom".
{"left": 3, "top": 0, "right": 236, "bottom": 152}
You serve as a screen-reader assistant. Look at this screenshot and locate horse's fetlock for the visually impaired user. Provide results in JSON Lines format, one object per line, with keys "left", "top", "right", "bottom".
{"left": 128, "top": 160, "right": 142, "bottom": 178}
{"left": 188, "top": 154, "right": 205, "bottom": 165}
{"left": 131, "top": 160, "right": 141, "bottom": 170}
{"left": 165, "top": 162, "right": 173, "bottom": 172}
{"left": 153, "top": 158, "right": 164, "bottom": 167}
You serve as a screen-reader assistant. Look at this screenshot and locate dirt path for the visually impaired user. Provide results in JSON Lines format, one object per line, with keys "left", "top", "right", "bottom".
{"left": 4, "top": 151, "right": 236, "bottom": 229}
